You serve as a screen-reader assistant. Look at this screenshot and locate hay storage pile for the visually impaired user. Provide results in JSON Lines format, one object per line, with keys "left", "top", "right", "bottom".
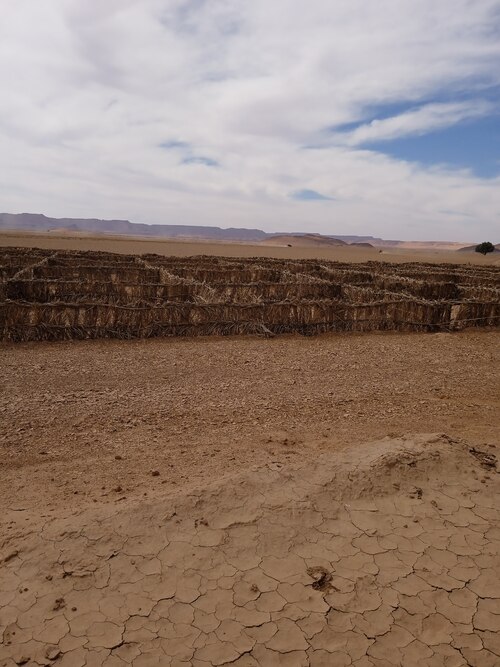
{"left": 1, "top": 247, "right": 499, "bottom": 341}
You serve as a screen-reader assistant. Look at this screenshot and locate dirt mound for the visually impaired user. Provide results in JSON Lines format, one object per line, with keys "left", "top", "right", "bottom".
{"left": 261, "top": 234, "right": 347, "bottom": 247}
{"left": 2, "top": 433, "right": 499, "bottom": 666}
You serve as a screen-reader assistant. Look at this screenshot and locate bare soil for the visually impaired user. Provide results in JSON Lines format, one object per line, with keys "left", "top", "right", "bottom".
{"left": 1, "top": 330, "right": 498, "bottom": 515}
{"left": 1, "top": 330, "right": 500, "bottom": 666}
{"left": 2, "top": 230, "right": 498, "bottom": 265}
{"left": 2, "top": 434, "right": 500, "bottom": 666}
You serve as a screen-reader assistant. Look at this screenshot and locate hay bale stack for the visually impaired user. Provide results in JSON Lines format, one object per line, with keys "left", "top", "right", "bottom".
{"left": 1, "top": 247, "right": 498, "bottom": 341}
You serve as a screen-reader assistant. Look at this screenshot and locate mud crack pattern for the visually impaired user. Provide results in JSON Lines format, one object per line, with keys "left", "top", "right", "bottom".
{"left": 1, "top": 434, "right": 499, "bottom": 666}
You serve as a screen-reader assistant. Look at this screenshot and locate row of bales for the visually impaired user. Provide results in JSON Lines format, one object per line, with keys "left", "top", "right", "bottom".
{"left": 1, "top": 247, "right": 499, "bottom": 341}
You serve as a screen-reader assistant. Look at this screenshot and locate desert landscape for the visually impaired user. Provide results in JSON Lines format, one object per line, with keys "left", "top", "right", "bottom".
{"left": 1, "top": 240, "right": 500, "bottom": 666}
{"left": 1, "top": 230, "right": 499, "bottom": 266}
{"left": 3, "top": 1, "right": 500, "bottom": 664}
{"left": 1, "top": 244, "right": 498, "bottom": 342}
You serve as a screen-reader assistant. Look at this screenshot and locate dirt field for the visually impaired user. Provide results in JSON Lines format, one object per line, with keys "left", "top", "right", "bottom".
{"left": 1, "top": 330, "right": 498, "bottom": 513}
{"left": 2, "top": 431, "right": 500, "bottom": 667}
{"left": 1, "top": 288, "right": 500, "bottom": 664}
{"left": 1, "top": 230, "right": 498, "bottom": 265}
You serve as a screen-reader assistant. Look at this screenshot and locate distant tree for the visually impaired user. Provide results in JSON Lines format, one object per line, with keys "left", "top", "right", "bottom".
{"left": 475, "top": 241, "right": 495, "bottom": 255}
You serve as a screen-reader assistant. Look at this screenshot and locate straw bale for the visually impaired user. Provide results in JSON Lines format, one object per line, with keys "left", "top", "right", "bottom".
{"left": 1, "top": 246, "right": 499, "bottom": 342}
{"left": 32, "top": 264, "right": 161, "bottom": 283}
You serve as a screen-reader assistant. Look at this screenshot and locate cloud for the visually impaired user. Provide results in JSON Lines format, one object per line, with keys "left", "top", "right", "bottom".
{"left": 329, "top": 101, "right": 495, "bottom": 147}
{"left": 291, "top": 189, "right": 333, "bottom": 201}
{"left": 0, "top": 1, "right": 499, "bottom": 240}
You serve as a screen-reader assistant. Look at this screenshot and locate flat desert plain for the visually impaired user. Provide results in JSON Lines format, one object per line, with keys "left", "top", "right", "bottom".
{"left": 1, "top": 229, "right": 499, "bottom": 265}
{"left": 1, "top": 240, "right": 500, "bottom": 667}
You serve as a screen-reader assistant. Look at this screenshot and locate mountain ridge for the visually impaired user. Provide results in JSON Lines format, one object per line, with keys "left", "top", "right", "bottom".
{"left": 0, "top": 213, "right": 268, "bottom": 242}
{"left": 0, "top": 212, "right": 477, "bottom": 248}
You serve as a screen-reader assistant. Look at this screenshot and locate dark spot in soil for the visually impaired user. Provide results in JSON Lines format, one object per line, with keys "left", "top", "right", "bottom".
{"left": 2, "top": 550, "right": 19, "bottom": 563}
{"left": 470, "top": 447, "right": 497, "bottom": 470}
{"left": 307, "top": 566, "right": 335, "bottom": 592}
{"left": 52, "top": 597, "right": 65, "bottom": 611}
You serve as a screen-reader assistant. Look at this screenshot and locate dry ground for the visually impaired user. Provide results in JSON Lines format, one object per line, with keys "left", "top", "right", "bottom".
{"left": 1, "top": 331, "right": 499, "bottom": 514}
{"left": 1, "top": 231, "right": 498, "bottom": 265}
{"left": 1, "top": 330, "right": 500, "bottom": 666}
{"left": 2, "top": 435, "right": 500, "bottom": 667}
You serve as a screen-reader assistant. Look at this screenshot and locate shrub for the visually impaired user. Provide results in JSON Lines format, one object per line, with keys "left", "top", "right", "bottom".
{"left": 475, "top": 241, "right": 495, "bottom": 255}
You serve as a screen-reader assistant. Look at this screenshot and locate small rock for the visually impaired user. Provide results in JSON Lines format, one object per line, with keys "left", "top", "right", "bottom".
{"left": 151, "top": 470, "right": 160, "bottom": 477}
{"left": 45, "top": 646, "right": 61, "bottom": 661}
{"left": 2, "top": 550, "right": 19, "bottom": 563}
{"left": 53, "top": 597, "right": 65, "bottom": 611}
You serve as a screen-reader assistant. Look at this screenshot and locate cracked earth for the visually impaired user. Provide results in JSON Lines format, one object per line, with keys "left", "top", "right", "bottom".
{"left": 1, "top": 433, "right": 500, "bottom": 667}
{"left": 1, "top": 332, "right": 500, "bottom": 666}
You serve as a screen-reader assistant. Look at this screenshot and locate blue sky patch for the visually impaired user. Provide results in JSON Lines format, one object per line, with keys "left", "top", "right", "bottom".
{"left": 329, "top": 86, "right": 500, "bottom": 133}
{"left": 363, "top": 114, "right": 500, "bottom": 178}
{"left": 182, "top": 156, "right": 219, "bottom": 167}
{"left": 328, "top": 101, "right": 419, "bottom": 133}
{"left": 291, "top": 189, "right": 333, "bottom": 201}
{"left": 159, "top": 140, "right": 190, "bottom": 150}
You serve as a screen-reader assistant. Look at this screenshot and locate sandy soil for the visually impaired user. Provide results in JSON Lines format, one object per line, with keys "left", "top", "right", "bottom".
{"left": 1, "top": 331, "right": 499, "bottom": 514}
{"left": 1, "top": 331, "right": 499, "bottom": 666}
{"left": 1, "top": 231, "right": 498, "bottom": 265}
{"left": 1, "top": 433, "right": 500, "bottom": 666}
{"left": 259, "top": 234, "right": 347, "bottom": 247}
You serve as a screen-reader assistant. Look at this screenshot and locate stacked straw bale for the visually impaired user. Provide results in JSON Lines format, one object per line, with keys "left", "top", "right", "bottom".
{"left": 0, "top": 247, "right": 498, "bottom": 341}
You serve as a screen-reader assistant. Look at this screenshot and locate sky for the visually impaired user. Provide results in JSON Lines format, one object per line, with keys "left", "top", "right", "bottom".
{"left": 1, "top": 1, "right": 500, "bottom": 241}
